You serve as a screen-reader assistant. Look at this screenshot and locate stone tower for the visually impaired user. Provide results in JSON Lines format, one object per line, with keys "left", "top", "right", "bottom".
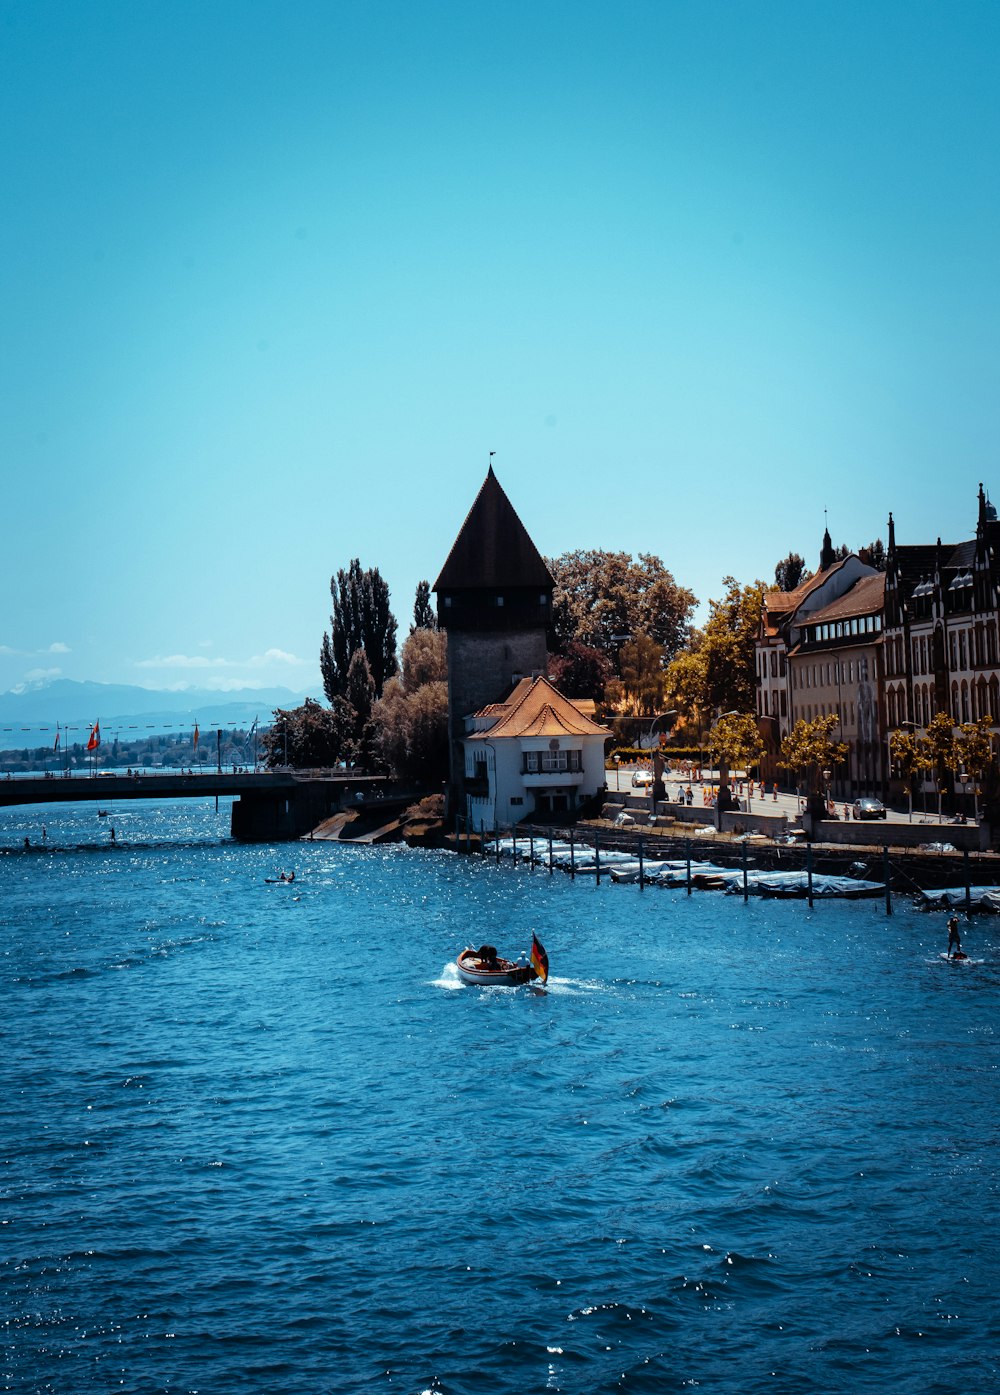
{"left": 433, "top": 467, "right": 554, "bottom": 806}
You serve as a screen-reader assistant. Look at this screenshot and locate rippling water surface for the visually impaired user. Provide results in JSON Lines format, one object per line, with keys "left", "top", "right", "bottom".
{"left": 2, "top": 798, "right": 998, "bottom": 1393}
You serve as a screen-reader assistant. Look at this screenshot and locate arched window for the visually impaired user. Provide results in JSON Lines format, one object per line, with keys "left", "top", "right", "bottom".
{"left": 961, "top": 681, "right": 970, "bottom": 723}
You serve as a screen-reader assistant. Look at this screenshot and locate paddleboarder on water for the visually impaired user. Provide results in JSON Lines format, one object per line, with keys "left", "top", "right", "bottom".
{"left": 947, "top": 915, "right": 962, "bottom": 958}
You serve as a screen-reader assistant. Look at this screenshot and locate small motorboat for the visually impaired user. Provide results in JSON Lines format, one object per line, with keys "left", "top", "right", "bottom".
{"left": 456, "top": 936, "right": 548, "bottom": 987}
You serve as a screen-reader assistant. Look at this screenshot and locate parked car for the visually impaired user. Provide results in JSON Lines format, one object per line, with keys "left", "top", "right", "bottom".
{"left": 853, "top": 797, "right": 886, "bottom": 820}
{"left": 631, "top": 769, "right": 654, "bottom": 788}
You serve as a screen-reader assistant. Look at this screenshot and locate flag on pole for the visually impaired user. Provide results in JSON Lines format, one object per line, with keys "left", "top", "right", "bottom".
{"left": 87, "top": 721, "right": 101, "bottom": 752}
{"left": 530, "top": 934, "right": 549, "bottom": 985}
{"left": 53, "top": 725, "right": 60, "bottom": 752}
{"left": 193, "top": 721, "right": 199, "bottom": 750}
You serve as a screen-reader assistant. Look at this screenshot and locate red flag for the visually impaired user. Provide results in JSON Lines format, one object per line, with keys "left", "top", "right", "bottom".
{"left": 530, "top": 934, "right": 549, "bottom": 985}
{"left": 193, "top": 721, "right": 200, "bottom": 750}
{"left": 87, "top": 721, "right": 101, "bottom": 752}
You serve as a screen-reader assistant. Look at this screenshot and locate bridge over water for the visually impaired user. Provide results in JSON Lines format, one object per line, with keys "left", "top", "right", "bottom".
{"left": 0, "top": 770, "right": 392, "bottom": 841}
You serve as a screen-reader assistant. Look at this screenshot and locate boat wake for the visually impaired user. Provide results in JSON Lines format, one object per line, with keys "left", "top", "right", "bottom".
{"left": 432, "top": 962, "right": 465, "bottom": 990}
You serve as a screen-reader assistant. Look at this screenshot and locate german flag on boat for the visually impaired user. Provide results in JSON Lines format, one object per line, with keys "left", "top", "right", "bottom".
{"left": 531, "top": 934, "right": 549, "bottom": 984}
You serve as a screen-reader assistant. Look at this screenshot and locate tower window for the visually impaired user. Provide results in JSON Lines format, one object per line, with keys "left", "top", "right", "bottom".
{"left": 496, "top": 595, "right": 504, "bottom": 607}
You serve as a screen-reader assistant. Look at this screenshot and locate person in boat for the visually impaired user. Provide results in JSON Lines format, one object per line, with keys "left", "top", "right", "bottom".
{"left": 279, "top": 870, "right": 295, "bottom": 883}
{"left": 476, "top": 944, "right": 499, "bottom": 969}
{"left": 947, "top": 915, "right": 962, "bottom": 958}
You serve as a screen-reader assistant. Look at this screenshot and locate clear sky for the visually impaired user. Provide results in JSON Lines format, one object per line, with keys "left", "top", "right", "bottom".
{"left": 3, "top": 0, "right": 999, "bottom": 696}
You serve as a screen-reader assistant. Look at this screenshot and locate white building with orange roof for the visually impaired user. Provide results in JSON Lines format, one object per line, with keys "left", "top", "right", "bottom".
{"left": 462, "top": 675, "right": 611, "bottom": 829}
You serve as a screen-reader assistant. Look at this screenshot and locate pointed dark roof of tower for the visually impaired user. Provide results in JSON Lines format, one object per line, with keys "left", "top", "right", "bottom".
{"left": 433, "top": 466, "right": 554, "bottom": 592}
{"left": 819, "top": 525, "right": 836, "bottom": 572}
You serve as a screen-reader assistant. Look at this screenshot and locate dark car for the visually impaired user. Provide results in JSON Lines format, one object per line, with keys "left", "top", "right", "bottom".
{"left": 853, "top": 797, "right": 886, "bottom": 820}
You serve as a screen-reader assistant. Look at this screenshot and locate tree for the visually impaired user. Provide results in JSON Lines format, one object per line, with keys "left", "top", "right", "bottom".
{"left": 320, "top": 559, "right": 398, "bottom": 701}
{"left": 371, "top": 629, "right": 450, "bottom": 785}
{"left": 708, "top": 712, "right": 766, "bottom": 781}
{"left": 888, "top": 728, "right": 931, "bottom": 822}
{"left": 261, "top": 698, "right": 354, "bottom": 770}
{"left": 924, "top": 711, "right": 958, "bottom": 822}
{"left": 956, "top": 716, "right": 993, "bottom": 823}
{"left": 402, "top": 627, "right": 447, "bottom": 691}
{"left": 699, "top": 577, "right": 766, "bottom": 714}
{"left": 779, "top": 715, "right": 848, "bottom": 795}
{"left": 663, "top": 640, "right": 708, "bottom": 732}
{"left": 858, "top": 539, "right": 886, "bottom": 571}
{"left": 773, "top": 552, "right": 811, "bottom": 592}
{"left": 546, "top": 550, "right": 696, "bottom": 666}
{"left": 609, "top": 632, "right": 665, "bottom": 715}
{"left": 548, "top": 641, "right": 612, "bottom": 703}
{"left": 412, "top": 579, "right": 437, "bottom": 633}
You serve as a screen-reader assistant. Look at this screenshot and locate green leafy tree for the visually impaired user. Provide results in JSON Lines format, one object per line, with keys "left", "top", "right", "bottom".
{"left": 609, "top": 632, "right": 665, "bottom": 716}
{"left": 320, "top": 559, "right": 398, "bottom": 701}
{"left": 262, "top": 698, "right": 354, "bottom": 770}
{"left": 402, "top": 627, "right": 447, "bottom": 691}
{"left": 546, "top": 550, "right": 696, "bottom": 666}
{"left": 547, "top": 641, "right": 612, "bottom": 703}
{"left": 709, "top": 712, "right": 766, "bottom": 783}
{"left": 371, "top": 629, "right": 450, "bottom": 784}
{"left": 662, "top": 639, "right": 708, "bottom": 734}
{"left": 773, "top": 552, "right": 811, "bottom": 592}
{"left": 345, "top": 649, "right": 378, "bottom": 768}
{"left": 924, "top": 711, "right": 958, "bottom": 821}
{"left": 779, "top": 714, "right": 848, "bottom": 795}
{"left": 412, "top": 579, "right": 437, "bottom": 633}
{"left": 956, "top": 715, "right": 993, "bottom": 823}
{"left": 700, "top": 577, "right": 766, "bottom": 714}
{"left": 889, "top": 727, "right": 931, "bottom": 822}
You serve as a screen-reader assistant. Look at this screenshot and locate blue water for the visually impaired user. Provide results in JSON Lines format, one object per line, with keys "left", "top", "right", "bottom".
{"left": 2, "top": 799, "right": 998, "bottom": 1394}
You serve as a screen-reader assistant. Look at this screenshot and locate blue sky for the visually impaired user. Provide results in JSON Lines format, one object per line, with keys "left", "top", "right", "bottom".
{"left": 2, "top": 0, "right": 999, "bottom": 696}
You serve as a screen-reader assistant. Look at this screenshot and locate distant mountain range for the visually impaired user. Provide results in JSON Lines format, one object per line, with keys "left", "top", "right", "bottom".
{"left": 0, "top": 679, "right": 313, "bottom": 736}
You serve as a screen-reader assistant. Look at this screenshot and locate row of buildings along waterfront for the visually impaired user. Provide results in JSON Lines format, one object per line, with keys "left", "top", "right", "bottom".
{"left": 756, "top": 483, "right": 1000, "bottom": 799}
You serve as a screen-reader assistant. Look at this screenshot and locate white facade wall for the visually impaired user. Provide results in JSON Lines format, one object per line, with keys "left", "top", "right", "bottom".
{"left": 462, "top": 733, "right": 608, "bottom": 830}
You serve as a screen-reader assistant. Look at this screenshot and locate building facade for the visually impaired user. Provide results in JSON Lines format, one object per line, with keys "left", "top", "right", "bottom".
{"left": 884, "top": 487, "right": 1000, "bottom": 739}
{"left": 756, "top": 532, "right": 882, "bottom": 794}
{"left": 462, "top": 676, "right": 610, "bottom": 829}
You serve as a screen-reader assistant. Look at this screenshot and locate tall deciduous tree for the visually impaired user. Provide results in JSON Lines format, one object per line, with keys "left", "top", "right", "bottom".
{"left": 889, "top": 727, "right": 931, "bottom": 821}
{"left": 709, "top": 712, "right": 766, "bottom": 778}
{"left": 610, "top": 632, "right": 665, "bottom": 715}
{"left": 412, "top": 579, "right": 437, "bottom": 633}
{"left": 320, "top": 559, "right": 398, "bottom": 702}
{"left": 779, "top": 714, "right": 848, "bottom": 793}
{"left": 773, "top": 552, "right": 811, "bottom": 592}
{"left": 402, "top": 627, "right": 448, "bottom": 691}
{"left": 371, "top": 629, "right": 449, "bottom": 785}
{"left": 546, "top": 550, "right": 696, "bottom": 666}
{"left": 262, "top": 698, "right": 355, "bottom": 770}
{"left": 699, "top": 577, "right": 766, "bottom": 715}
{"left": 547, "top": 641, "right": 612, "bottom": 703}
{"left": 956, "top": 715, "right": 994, "bottom": 823}
{"left": 924, "top": 711, "right": 959, "bottom": 820}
